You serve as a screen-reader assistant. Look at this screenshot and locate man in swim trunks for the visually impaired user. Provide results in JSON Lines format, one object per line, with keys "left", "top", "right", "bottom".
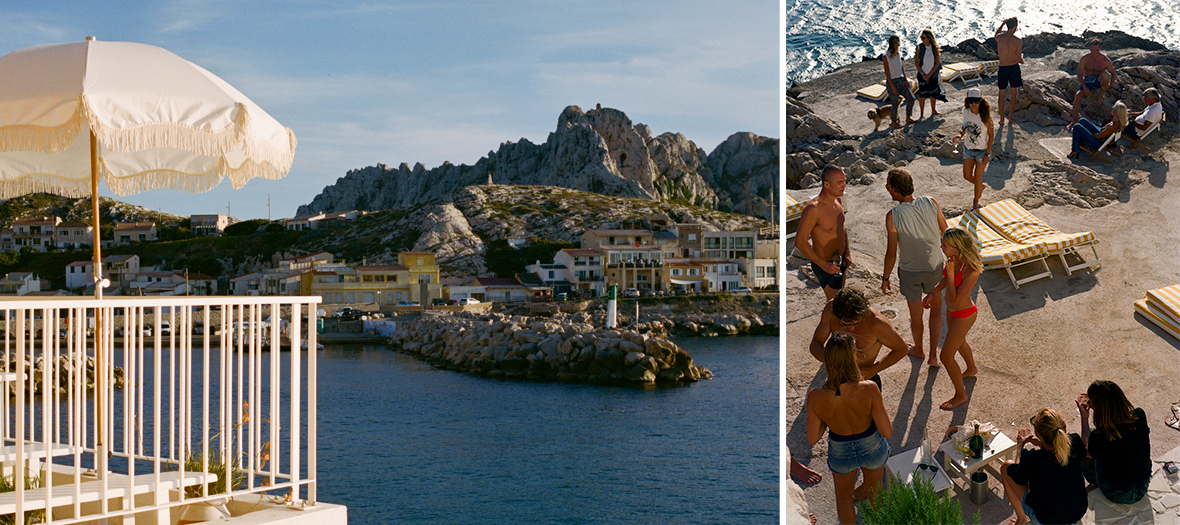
{"left": 881, "top": 168, "right": 948, "bottom": 367}
{"left": 994, "top": 17, "right": 1024, "bottom": 126}
{"left": 795, "top": 165, "right": 851, "bottom": 300}
{"left": 1070, "top": 38, "right": 1117, "bottom": 130}
{"left": 809, "top": 288, "right": 910, "bottom": 391}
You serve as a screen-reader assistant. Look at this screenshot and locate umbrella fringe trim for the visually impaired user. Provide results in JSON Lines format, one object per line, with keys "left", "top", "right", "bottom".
{"left": 101, "top": 157, "right": 289, "bottom": 196}
{"left": 0, "top": 173, "right": 89, "bottom": 200}
{"left": 0, "top": 104, "right": 86, "bottom": 154}
{"left": 81, "top": 98, "right": 296, "bottom": 174}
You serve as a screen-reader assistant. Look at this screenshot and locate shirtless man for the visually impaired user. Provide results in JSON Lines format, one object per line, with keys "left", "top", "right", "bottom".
{"left": 809, "top": 288, "right": 910, "bottom": 392}
{"left": 1070, "top": 38, "right": 1118, "bottom": 130}
{"left": 795, "top": 165, "right": 850, "bottom": 300}
{"left": 993, "top": 17, "right": 1024, "bottom": 126}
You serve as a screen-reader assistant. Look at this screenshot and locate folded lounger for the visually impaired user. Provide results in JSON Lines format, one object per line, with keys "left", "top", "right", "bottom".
{"left": 980, "top": 60, "right": 1000, "bottom": 77}
{"left": 946, "top": 211, "right": 1053, "bottom": 289}
{"left": 784, "top": 192, "right": 819, "bottom": 242}
{"left": 1135, "top": 284, "right": 1180, "bottom": 340}
{"left": 977, "top": 199, "right": 1101, "bottom": 276}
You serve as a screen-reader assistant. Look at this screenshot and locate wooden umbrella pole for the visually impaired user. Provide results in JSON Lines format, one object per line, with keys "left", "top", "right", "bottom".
{"left": 90, "top": 129, "right": 106, "bottom": 475}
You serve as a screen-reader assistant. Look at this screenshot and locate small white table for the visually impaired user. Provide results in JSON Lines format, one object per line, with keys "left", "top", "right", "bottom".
{"left": 939, "top": 431, "right": 1020, "bottom": 482}
{"left": 886, "top": 446, "right": 953, "bottom": 492}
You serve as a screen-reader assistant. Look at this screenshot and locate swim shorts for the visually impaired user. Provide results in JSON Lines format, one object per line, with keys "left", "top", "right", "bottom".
{"left": 997, "top": 64, "right": 1022, "bottom": 89}
{"left": 898, "top": 267, "right": 943, "bottom": 302}
{"left": 827, "top": 428, "right": 890, "bottom": 475}
{"left": 811, "top": 256, "right": 847, "bottom": 291}
{"left": 1081, "top": 74, "right": 1101, "bottom": 92}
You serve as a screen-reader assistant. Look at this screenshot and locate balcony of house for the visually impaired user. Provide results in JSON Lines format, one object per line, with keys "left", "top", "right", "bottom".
{"left": 0, "top": 295, "right": 345, "bottom": 524}
{"left": 604, "top": 259, "right": 661, "bottom": 269}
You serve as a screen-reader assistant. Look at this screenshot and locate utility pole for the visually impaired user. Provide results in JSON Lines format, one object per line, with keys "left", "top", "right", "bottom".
{"left": 226, "top": 202, "right": 231, "bottom": 220}
{"left": 267, "top": 194, "right": 271, "bottom": 221}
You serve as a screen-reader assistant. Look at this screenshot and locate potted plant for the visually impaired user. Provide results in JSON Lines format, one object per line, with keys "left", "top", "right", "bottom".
{"left": 860, "top": 473, "right": 981, "bottom": 525}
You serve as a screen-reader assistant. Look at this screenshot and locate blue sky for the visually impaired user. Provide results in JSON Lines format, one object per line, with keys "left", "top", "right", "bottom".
{"left": 0, "top": 1, "right": 779, "bottom": 220}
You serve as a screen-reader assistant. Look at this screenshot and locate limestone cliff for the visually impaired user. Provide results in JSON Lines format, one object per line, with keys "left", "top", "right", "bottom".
{"left": 297, "top": 105, "right": 778, "bottom": 220}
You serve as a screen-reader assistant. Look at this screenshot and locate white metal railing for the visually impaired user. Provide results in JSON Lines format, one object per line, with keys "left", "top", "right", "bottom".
{"left": 0, "top": 295, "right": 319, "bottom": 524}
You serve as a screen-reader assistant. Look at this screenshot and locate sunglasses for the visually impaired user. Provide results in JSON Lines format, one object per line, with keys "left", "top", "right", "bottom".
{"left": 967, "top": 98, "right": 982, "bottom": 103}
{"left": 917, "top": 463, "right": 939, "bottom": 473}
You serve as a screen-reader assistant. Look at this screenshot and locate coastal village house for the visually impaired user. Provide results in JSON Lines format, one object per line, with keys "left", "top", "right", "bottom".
{"left": 229, "top": 271, "right": 265, "bottom": 296}
{"left": 128, "top": 270, "right": 217, "bottom": 296}
{"left": 113, "top": 222, "right": 157, "bottom": 245}
{"left": 300, "top": 251, "right": 441, "bottom": 305}
{"left": 55, "top": 221, "right": 93, "bottom": 249}
{"left": 0, "top": 272, "right": 41, "bottom": 296}
{"left": 665, "top": 261, "right": 706, "bottom": 293}
{"left": 552, "top": 248, "right": 605, "bottom": 296}
{"left": 282, "top": 213, "right": 324, "bottom": 231}
{"left": 190, "top": 214, "right": 229, "bottom": 236}
{"left": 524, "top": 260, "right": 571, "bottom": 295}
{"left": 12, "top": 216, "right": 60, "bottom": 252}
{"left": 469, "top": 277, "right": 530, "bottom": 303}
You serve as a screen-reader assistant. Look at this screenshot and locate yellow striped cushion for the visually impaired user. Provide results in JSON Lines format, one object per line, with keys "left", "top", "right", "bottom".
{"left": 1145, "top": 284, "right": 1180, "bottom": 328}
{"left": 1135, "top": 298, "right": 1180, "bottom": 341}
{"left": 978, "top": 199, "right": 1096, "bottom": 252}
{"left": 946, "top": 211, "right": 1046, "bottom": 266}
{"left": 944, "top": 62, "right": 984, "bottom": 77}
{"left": 980, "top": 60, "right": 1000, "bottom": 75}
{"left": 857, "top": 83, "right": 888, "bottom": 101}
{"left": 783, "top": 194, "right": 806, "bottom": 218}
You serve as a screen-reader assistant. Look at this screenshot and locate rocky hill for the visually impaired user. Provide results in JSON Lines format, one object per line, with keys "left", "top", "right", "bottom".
{"left": 0, "top": 193, "right": 184, "bottom": 229}
{"left": 297, "top": 105, "right": 779, "bottom": 220}
{"left": 291, "top": 184, "right": 770, "bottom": 282}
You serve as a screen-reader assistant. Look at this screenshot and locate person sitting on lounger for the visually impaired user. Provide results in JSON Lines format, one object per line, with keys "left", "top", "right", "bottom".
{"left": 1001, "top": 408, "right": 1087, "bottom": 525}
{"left": 1123, "top": 88, "right": 1163, "bottom": 141}
{"left": 1068, "top": 101, "right": 1127, "bottom": 159}
{"left": 1076, "top": 380, "right": 1152, "bottom": 504}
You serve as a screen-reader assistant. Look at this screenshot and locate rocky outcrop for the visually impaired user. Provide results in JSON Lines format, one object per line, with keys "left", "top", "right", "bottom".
{"left": 389, "top": 311, "right": 711, "bottom": 384}
{"left": 3, "top": 353, "right": 124, "bottom": 396}
{"left": 297, "top": 105, "right": 778, "bottom": 219}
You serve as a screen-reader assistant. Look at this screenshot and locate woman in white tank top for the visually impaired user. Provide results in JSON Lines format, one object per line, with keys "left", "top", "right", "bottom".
{"left": 882, "top": 34, "right": 915, "bottom": 128}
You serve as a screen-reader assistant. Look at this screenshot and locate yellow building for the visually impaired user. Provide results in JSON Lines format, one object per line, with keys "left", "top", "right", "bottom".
{"left": 301, "top": 251, "right": 441, "bottom": 306}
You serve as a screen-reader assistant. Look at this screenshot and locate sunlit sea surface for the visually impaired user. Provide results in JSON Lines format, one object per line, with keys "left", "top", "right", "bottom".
{"left": 315, "top": 337, "right": 777, "bottom": 524}
{"left": 785, "top": 0, "right": 1180, "bottom": 85}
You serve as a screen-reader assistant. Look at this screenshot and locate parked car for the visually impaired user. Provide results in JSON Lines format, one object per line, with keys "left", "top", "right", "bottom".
{"left": 622, "top": 288, "right": 640, "bottom": 298}
{"left": 555, "top": 292, "right": 568, "bottom": 301}
{"left": 431, "top": 298, "right": 449, "bottom": 306}
{"left": 395, "top": 301, "right": 420, "bottom": 307}
{"left": 458, "top": 298, "right": 480, "bottom": 305}
{"left": 731, "top": 286, "right": 753, "bottom": 294}
{"left": 640, "top": 289, "right": 656, "bottom": 297}
{"left": 158, "top": 320, "right": 171, "bottom": 336}
{"left": 333, "top": 307, "right": 363, "bottom": 320}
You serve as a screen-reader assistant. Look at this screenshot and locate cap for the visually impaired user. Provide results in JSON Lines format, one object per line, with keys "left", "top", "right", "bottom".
{"left": 967, "top": 88, "right": 982, "bottom": 99}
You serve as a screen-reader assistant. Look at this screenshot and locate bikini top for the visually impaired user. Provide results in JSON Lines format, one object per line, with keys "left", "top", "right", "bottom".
{"left": 943, "top": 262, "right": 965, "bottom": 287}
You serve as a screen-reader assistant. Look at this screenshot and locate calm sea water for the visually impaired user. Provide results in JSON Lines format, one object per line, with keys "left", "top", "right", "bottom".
{"left": 784, "top": 0, "right": 1180, "bottom": 85}
{"left": 314, "top": 337, "right": 778, "bottom": 524}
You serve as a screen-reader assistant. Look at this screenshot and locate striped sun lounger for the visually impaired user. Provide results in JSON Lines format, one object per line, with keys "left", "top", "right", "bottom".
{"left": 856, "top": 80, "right": 919, "bottom": 102}
{"left": 946, "top": 211, "right": 1053, "bottom": 289}
{"left": 784, "top": 193, "right": 815, "bottom": 242}
{"left": 980, "top": 60, "right": 1000, "bottom": 77}
{"left": 1135, "top": 284, "right": 1180, "bottom": 340}
{"left": 941, "top": 62, "right": 985, "bottom": 85}
{"left": 977, "top": 199, "right": 1101, "bottom": 276}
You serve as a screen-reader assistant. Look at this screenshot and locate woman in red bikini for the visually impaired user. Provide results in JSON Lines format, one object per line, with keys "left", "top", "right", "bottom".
{"left": 922, "top": 227, "right": 981, "bottom": 410}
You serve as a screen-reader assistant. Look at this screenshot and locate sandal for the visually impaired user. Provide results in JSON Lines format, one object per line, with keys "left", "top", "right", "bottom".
{"left": 1168, "top": 414, "right": 1180, "bottom": 431}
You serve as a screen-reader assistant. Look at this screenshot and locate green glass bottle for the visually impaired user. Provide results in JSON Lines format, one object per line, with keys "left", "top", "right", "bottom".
{"left": 968, "top": 423, "right": 984, "bottom": 459}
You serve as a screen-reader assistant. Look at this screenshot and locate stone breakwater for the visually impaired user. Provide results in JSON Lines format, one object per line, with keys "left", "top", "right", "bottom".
{"left": 389, "top": 311, "right": 712, "bottom": 384}
{"left": 2, "top": 353, "right": 125, "bottom": 396}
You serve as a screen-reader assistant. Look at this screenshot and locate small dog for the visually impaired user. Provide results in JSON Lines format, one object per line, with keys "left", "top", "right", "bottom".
{"left": 868, "top": 107, "right": 890, "bottom": 131}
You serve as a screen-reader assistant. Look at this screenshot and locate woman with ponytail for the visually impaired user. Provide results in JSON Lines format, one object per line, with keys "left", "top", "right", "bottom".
{"left": 1001, "top": 408, "right": 1087, "bottom": 524}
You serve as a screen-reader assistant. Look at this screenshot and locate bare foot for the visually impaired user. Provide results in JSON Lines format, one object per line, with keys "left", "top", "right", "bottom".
{"left": 891, "top": 121, "right": 903, "bottom": 129}
{"left": 809, "top": 514, "right": 817, "bottom": 525}
{"left": 940, "top": 394, "right": 969, "bottom": 411}
{"left": 963, "top": 367, "right": 979, "bottom": 378}
{"left": 931, "top": 110, "right": 940, "bottom": 116}
{"left": 972, "top": 201, "right": 981, "bottom": 211}
{"left": 790, "top": 459, "right": 822, "bottom": 484}
{"left": 998, "top": 118, "right": 1006, "bottom": 126}
{"left": 908, "top": 344, "right": 925, "bottom": 359}
{"left": 1066, "top": 151, "right": 1079, "bottom": 159}
{"left": 1066, "top": 121, "right": 1074, "bottom": 131}
{"left": 1008, "top": 516, "right": 1030, "bottom": 525}
{"left": 906, "top": 117, "right": 917, "bottom": 124}
{"left": 927, "top": 358, "right": 940, "bottom": 368}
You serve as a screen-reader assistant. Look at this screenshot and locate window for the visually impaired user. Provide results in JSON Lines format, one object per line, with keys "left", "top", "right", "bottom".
{"left": 363, "top": 275, "right": 374, "bottom": 282}
{"left": 334, "top": 293, "right": 343, "bottom": 303}
{"left": 417, "top": 257, "right": 424, "bottom": 266}
{"left": 348, "top": 292, "right": 355, "bottom": 303}
{"left": 138, "top": 234, "right": 146, "bottom": 241}
{"left": 756, "top": 267, "right": 765, "bottom": 278}
{"left": 687, "top": 234, "right": 696, "bottom": 241}
{"left": 418, "top": 274, "right": 431, "bottom": 283}
{"left": 671, "top": 268, "right": 681, "bottom": 276}
{"left": 548, "top": 271, "right": 554, "bottom": 279}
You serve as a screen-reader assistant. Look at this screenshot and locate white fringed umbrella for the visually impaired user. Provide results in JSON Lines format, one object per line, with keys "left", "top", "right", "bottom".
{"left": 0, "top": 36, "right": 297, "bottom": 296}
{"left": 0, "top": 37, "right": 296, "bottom": 474}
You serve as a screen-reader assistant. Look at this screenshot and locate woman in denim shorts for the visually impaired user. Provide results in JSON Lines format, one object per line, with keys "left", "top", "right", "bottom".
{"left": 807, "top": 332, "right": 894, "bottom": 524}
{"left": 952, "top": 87, "right": 995, "bottom": 210}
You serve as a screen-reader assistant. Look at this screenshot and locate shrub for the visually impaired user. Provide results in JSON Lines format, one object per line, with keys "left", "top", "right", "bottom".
{"left": 860, "top": 474, "right": 980, "bottom": 525}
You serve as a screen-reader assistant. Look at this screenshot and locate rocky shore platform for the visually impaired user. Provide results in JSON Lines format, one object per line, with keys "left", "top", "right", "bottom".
{"left": 500, "top": 294, "right": 779, "bottom": 337}
{"left": 784, "top": 30, "right": 1180, "bottom": 524}
{"left": 388, "top": 310, "right": 712, "bottom": 384}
